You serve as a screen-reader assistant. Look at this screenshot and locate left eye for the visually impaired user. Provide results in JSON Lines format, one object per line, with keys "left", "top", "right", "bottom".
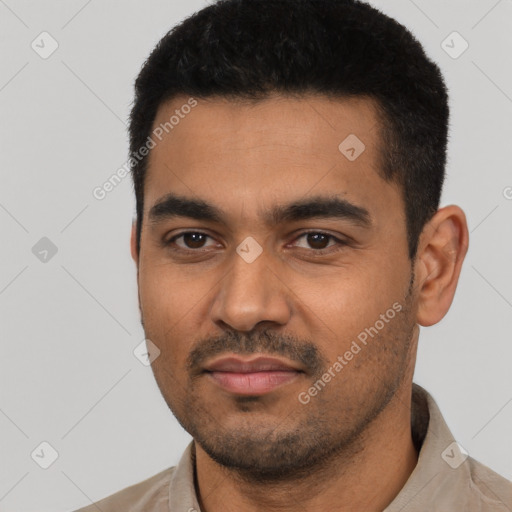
{"left": 292, "top": 231, "right": 344, "bottom": 251}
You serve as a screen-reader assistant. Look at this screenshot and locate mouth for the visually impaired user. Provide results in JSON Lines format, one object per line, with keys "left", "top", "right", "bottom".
{"left": 203, "top": 355, "right": 304, "bottom": 396}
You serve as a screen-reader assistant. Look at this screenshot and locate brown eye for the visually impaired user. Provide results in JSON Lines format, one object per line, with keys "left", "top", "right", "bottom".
{"left": 293, "top": 231, "right": 340, "bottom": 251}
{"left": 166, "top": 232, "right": 217, "bottom": 251}
{"left": 182, "top": 233, "right": 208, "bottom": 249}
{"left": 305, "top": 233, "right": 331, "bottom": 250}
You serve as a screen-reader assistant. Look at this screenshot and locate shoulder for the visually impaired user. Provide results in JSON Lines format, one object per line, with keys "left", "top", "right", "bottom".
{"left": 466, "top": 456, "right": 512, "bottom": 510}
{"left": 72, "top": 466, "right": 176, "bottom": 512}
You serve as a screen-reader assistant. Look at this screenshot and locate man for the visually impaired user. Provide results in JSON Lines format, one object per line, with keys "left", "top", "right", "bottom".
{"left": 75, "top": 0, "right": 511, "bottom": 510}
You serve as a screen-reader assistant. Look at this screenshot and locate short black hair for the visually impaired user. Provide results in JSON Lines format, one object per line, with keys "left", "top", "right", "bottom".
{"left": 129, "top": 0, "right": 449, "bottom": 260}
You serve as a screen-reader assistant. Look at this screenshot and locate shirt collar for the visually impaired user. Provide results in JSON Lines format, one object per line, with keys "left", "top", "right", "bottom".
{"left": 384, "top": 382, "right": 467, "bottom": 510}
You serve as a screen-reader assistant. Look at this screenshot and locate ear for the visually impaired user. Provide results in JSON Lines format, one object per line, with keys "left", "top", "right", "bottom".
{"left": 414, "top": 205, "right": 469, "bottom": 327}
{"left": 130, "top": 220, "right": 139, "bottom": 266}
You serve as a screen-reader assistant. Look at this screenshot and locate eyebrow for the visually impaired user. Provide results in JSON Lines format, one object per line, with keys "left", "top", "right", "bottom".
{"left": 148, "top": 192, "right": 372, "bottom": 228}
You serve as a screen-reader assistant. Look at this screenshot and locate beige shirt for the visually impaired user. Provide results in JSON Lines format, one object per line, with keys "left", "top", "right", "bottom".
{"left": 74, "top": 384, "right": 512, "bottom": 511}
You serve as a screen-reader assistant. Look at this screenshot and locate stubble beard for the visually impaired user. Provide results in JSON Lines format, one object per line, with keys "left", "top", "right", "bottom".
{"left": 148, "top": 276, "right": 418, "bottom": 484}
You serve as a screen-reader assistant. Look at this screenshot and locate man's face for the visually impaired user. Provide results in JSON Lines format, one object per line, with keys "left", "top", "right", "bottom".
{"left": 133, "top": 94, "right": 418, "bottom": 479}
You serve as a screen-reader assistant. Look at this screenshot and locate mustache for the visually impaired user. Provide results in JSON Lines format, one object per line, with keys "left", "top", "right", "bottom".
{"left": 186, "top": 330, "right": 327, "bottom": 377}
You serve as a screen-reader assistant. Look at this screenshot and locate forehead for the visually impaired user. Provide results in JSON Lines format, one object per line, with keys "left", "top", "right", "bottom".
{"left": 143, "top": 93, "right": 402, "bottom": 226}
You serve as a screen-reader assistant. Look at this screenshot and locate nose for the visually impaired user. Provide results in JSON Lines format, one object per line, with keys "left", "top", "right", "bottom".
{"left": 210, "top": 247, "right": 291, "bottom": 332}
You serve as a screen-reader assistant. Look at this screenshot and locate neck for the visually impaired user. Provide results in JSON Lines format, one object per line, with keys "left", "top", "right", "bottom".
{"left": 194, "top": 380, "right": 419, "bottom": 512}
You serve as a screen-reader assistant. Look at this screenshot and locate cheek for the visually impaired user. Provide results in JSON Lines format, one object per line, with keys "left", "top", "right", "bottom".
{"left": 139, "top": 263, "right": 203, "bottom": 316}
{"left": 296, "top": 262, "right": 407, "bottom": 354}
{"left": 138, "top": 266, "right": 211, "bottom": 360}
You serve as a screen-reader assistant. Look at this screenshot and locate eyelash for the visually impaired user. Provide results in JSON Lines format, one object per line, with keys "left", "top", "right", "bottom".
{"left": 164, "top": 230, "right": 349, "bottom": 256}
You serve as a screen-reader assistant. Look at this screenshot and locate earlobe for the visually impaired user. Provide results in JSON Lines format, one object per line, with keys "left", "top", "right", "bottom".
{"left": 415, "top": 205, "right": 469, "bottom": 327}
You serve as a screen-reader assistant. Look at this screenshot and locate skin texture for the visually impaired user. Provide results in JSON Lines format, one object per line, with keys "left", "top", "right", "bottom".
{"left": 130, "top": 93, "right": 469, "bottom": 512}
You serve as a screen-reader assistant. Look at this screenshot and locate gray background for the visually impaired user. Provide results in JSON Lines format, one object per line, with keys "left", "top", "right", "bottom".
{"left": 0, "top": 0, "right": 511, "bottom": 510}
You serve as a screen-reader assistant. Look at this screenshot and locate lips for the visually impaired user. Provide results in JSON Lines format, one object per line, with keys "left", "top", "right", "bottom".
{"left": 204, "top": 356, "right": 303, "bottom": 395}
{"left": 205, "top": 356, "right": 301, "bottom": 373}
